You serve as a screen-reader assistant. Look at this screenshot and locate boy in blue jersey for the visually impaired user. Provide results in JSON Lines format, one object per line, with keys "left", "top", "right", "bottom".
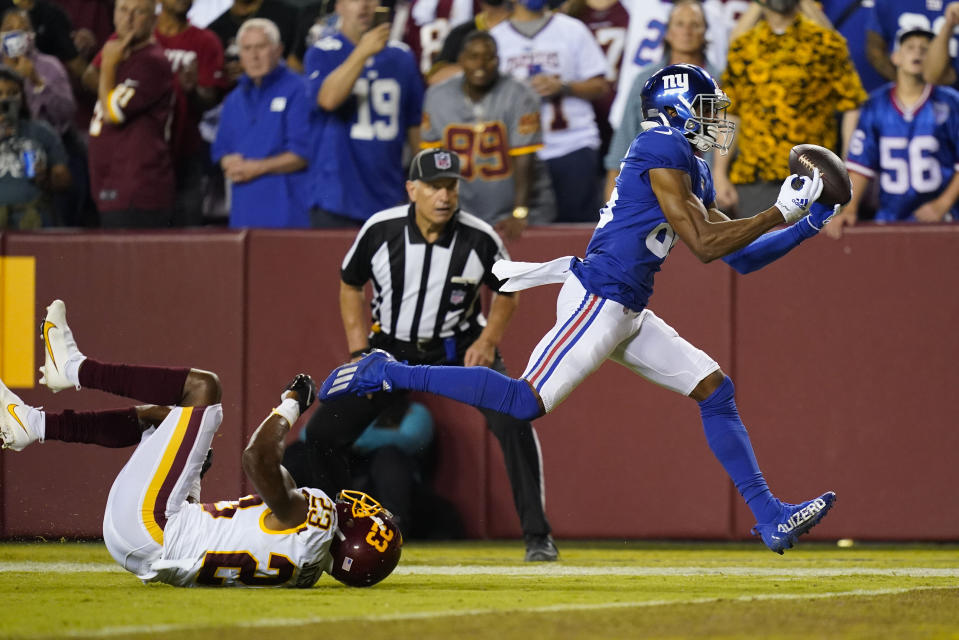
{"left": 866, "top": 0, "right": 959, "bottom": 85}
{"left": 305, "top": 0, "right": 424, "bottom": 227}
{"left": 830, "top": 28, "right": 959, "bottom": 238}
{"left": 320, "top": 64, "right": 840, "bottom": 554}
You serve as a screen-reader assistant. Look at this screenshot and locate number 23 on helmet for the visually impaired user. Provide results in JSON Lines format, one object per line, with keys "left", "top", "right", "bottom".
{"left": 328, "top": 490, "right": 403, "bottom": 587}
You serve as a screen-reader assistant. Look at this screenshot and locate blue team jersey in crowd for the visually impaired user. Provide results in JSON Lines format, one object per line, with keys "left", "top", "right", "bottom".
{"left": 824, "top": 0, "right": 885, "bottom": 92}
{"left": 866, "top": 0, "right": 959, "bottom": 82}
{"left": 571, "top": 125, "right": 714, "bottom": 312}
{"left": 846, "top": 83, "right": 959, "bottom": 221}
{"left": 305, "top": 33, "right": 424, "bottom": 221}
{"left": 212, "top": 64, "right": 313, "bottom": 228}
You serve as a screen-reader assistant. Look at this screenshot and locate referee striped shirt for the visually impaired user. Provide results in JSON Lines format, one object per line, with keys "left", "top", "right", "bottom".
{"left": 341, "top": 204, "right": 512, "bottom": 343}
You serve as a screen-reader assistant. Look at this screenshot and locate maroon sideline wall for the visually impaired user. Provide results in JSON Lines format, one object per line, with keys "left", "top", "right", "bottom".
{"left": 1, "top": 225, "right": 957, "bottom": 541}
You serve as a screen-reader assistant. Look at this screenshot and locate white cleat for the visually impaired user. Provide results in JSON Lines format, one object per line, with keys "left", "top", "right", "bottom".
{"left": 0, "top": 378, "right": 41, "bottom": 451}
{"left": 39, "top": 299, "right": 85, "bottom": 393}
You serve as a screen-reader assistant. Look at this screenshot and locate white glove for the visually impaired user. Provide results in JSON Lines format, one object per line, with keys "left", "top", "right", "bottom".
{"left": 775, "top": 169, "right": 824, "bottom": 223}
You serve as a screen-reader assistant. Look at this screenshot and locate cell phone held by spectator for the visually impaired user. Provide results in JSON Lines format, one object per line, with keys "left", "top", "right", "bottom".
{"left": 372, "top": 7, "right": 391, "bottom": 28}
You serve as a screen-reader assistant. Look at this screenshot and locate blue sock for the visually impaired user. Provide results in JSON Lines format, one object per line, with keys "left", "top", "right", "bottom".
{"left": 698, "top": 377, "right": 780, "bottom": 523}
{"left": 384, "top": 362, "right": 542, "bottom": 421}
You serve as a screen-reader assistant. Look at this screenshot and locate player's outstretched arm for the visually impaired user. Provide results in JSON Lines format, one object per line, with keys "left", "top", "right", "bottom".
{"left": 651, "top": 167, "right": 785, "bottom": 263}
{"left": 241, "top": 376, "right": 317, "bottom": 528}
{"left": 720, "top": 202, "right": 839, "bottom": 274}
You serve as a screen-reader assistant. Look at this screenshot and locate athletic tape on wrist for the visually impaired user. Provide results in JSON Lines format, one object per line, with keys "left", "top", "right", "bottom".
{"left": 271, "top": 397, "right": 300, "bottom": 426}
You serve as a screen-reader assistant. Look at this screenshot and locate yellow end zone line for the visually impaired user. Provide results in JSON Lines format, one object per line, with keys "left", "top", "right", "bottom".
{"left": 2, "top": 562, "right": 959, "bottom": 578}
{"left": 60, "top": 585, "right": 959, "bottom": 638}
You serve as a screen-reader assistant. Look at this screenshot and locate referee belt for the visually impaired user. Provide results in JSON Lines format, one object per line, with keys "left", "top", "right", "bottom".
{"left": 371, "top": 333, "right": 469, "bottom": 364}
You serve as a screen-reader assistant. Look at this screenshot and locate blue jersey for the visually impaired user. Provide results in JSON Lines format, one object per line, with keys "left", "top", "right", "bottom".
{"left": 824, "top": 0, "right": 885, "bottom": 93}
{"left": 866, "top": 0, "right": 959, "bottom": 84}
{"left": 305, "top": 34, "right": 424, "bottom": 221}
{"left": 846, "top": 83, "right": 959, "bottom": 222}
{"left": 571, "top": 125, "right": 713, "bottom": 312}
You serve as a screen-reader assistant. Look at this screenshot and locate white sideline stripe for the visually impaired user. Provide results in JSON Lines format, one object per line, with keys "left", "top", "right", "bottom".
{"left": 2, "top": 562, "right": 959, "bottom": 578}
{"left": 0, "top": 562, "right": 125, "bottom": 573}
{"left": 62, "top": 585, "right": 956, "bottom": 638}
{"left": 395, "top": 566, "right": 959, "bottom": 578}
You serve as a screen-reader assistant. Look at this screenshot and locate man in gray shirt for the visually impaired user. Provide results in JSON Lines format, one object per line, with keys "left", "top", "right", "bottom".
{"left": 421, "top": 30, "right": 555, "bottom": 240}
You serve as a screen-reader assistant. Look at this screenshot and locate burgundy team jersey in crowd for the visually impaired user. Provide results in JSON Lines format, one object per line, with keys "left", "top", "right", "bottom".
{"left": 402, "top": 0, "right": 480, "bottom": 76}
{"left": 155, "top": 25, "right": 225, "bottom": 158}
{"left": 577, "top": 1, "right": 629, "bottom": 147}
{"left": 88, "top": 43, "right": 175, "bottom": 213}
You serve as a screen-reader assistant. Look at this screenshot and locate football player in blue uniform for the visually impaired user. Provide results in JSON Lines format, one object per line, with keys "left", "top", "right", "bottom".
{"left": 830, "top": 27, "right": 959, "bottom": 237}
{"left": 320, "top": 64, "right": 839, "bottom": 554}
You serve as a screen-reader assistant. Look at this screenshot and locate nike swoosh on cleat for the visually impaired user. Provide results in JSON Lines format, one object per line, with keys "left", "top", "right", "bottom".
{"left": 7, "top": 404, "right": 28, "bottom": 435}
{"left": 42, "top": 321, "right": 57, "bottom": 368}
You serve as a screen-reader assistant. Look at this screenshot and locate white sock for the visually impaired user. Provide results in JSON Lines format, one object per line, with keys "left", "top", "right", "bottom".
{"left": 29, "top": 408, "right": 45, "bottom": 444}
{"left": 65, "top": 355, "right": 87, "bottom": 389}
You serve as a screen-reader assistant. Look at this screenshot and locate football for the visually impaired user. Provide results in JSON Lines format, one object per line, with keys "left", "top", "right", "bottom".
{"left": 787, "top": 144, "right": 852, "bottom": 206}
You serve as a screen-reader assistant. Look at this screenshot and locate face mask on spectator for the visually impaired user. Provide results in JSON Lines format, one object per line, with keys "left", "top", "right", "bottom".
{"left": 517, "top": 0, "right": 547, "bottom": 11}
{"left": 0, "top": 30, "right": 32, "bottom": 58}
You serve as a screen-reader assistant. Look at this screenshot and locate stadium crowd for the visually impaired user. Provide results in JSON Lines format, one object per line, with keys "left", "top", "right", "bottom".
{"left": 0, "top": 0, "right": 956, "bottom": 230}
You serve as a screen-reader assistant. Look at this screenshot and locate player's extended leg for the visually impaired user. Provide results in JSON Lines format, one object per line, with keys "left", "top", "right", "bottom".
{"left": 1, "top": 372, "right": 223, "bottom": 576}
{"left": 0, "top": 376, "right": 155, "bottom": 451}
{"left": 40, "top": 299, "right": 216, "bottom": 407}
{"left": 319, "top": 276, "right": 635, "bottom": 420}
{"left": 612, "top": 309, "right": 835, "bottom": 554}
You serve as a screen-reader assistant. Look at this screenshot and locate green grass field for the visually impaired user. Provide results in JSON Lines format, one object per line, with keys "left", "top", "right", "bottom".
{"left": 1, "top": 540, "right": 958, "bottom": 640}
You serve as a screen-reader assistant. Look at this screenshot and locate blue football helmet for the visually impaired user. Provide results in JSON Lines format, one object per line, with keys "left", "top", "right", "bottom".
{"left": 640, "top": 63, "right": 736, "bottom": 154}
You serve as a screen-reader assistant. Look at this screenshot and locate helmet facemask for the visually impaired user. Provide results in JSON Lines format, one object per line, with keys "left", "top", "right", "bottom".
{"left": 678, "top": 92, "right": 736, "bottom": 154}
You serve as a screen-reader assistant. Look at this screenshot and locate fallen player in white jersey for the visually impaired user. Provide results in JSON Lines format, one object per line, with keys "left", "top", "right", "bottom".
{"left": 1, "top": 300, "right": 402, "bottom": 588}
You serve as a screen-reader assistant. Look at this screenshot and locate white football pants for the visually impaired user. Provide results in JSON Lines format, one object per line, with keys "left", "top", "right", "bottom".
{"left": 521, "top": 275, "right": 719, "bottom": 413}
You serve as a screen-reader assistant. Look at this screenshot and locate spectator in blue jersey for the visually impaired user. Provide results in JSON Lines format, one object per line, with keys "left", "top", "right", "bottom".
{"left": 865, "top": 0, "right": 959, "bottom": 86}
{"left": 320, "top": 64, "right": 842, "bottom": 556}
{"left": 923, "top": 2, "right": 959, "bottom": 87}
{"left": 212, "top": 18, "right": 312, "bottom": 228}
{"left": 828, "top": 28, "right": 959, "bottom": 238}
{"left": 305, "top": 0, "right": 424, "bottom": 227}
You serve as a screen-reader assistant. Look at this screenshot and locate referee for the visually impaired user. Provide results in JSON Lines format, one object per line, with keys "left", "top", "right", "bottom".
{"left": 301, "top": 148, "right": 557, "bottom": 561}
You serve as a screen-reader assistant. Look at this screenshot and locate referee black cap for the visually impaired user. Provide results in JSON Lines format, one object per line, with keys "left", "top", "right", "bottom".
{"left": 409, "top": 148, "right": 462, "bottom": 181}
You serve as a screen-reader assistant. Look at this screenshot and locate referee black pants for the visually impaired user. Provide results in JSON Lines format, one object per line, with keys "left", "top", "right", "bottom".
{"left": 301, "top": 354, "right": 551, "bottom": 538}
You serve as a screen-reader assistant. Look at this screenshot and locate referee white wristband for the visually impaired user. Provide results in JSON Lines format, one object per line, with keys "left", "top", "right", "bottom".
{"left": 271, "top": 398, "right": 300, "bottom": 426}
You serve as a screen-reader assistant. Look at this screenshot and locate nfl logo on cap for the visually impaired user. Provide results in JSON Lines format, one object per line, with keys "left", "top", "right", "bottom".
{"left": 410, "top": 148, "right": 462, "bottom": 181}
{"left": 435, "top": 152, "right": 452, "bottom": 170}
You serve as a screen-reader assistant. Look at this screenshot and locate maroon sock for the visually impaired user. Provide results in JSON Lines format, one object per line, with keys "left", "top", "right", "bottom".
{"left": 78, "top": 359, "right": 190, "bottom": 405}
{"left": 44, "top": 408, "right": 143, "bottom": 448}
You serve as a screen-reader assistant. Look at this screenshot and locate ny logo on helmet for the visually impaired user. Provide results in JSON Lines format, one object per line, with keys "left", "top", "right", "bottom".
{"left": 435, "top": 152, "right": 453, "bottom": 170}
{"left": 662, "top": 73, "right": 689, "bottom": 91}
